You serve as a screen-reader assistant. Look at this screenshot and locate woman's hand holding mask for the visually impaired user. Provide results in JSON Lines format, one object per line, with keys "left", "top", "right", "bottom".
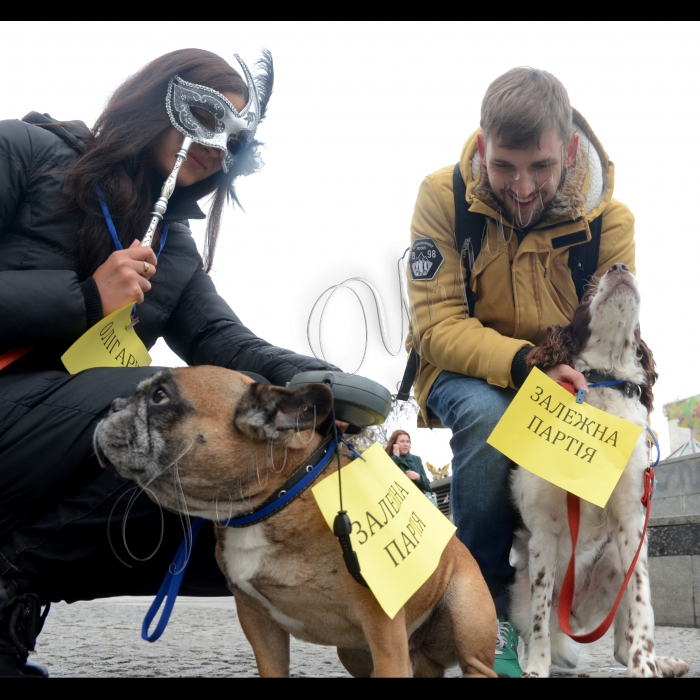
{"left": 93, "top": 239, "right": 158, "bottom": 316}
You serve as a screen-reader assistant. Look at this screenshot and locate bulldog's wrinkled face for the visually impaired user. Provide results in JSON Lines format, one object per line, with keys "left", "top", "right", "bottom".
{"left": 94, "top": 366, "right": 333, "bottom": 518}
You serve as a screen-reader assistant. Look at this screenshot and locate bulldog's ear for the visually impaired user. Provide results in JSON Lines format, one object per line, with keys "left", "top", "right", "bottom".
{"left": 233, "top": 383, "right": 334, "bottom": 443}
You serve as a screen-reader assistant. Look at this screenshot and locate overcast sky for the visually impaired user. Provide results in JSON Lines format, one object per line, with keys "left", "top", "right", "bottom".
{"left": 2, "top": 21, "right": 698, "bottom": 462}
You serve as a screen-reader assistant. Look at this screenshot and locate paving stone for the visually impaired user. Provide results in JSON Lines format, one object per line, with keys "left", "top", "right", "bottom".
{"left": 29, "top": 596, "right": 700, "bottom": 678}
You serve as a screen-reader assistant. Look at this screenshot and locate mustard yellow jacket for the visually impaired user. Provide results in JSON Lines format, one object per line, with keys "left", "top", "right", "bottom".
{"left": 406, "top": 112, "right": 635, "bottom": 426}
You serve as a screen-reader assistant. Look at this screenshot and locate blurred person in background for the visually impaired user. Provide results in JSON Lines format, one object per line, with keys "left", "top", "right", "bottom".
{"left": 386, "top": 430, "right": 432, "bottom": 493}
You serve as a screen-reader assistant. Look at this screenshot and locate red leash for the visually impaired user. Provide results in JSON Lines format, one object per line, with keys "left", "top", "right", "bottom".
{"left": 0, "top": 346, "right": 33, "bottom": 371}
{"left": 555, "top": 381, "right": 655, "bottom": 643}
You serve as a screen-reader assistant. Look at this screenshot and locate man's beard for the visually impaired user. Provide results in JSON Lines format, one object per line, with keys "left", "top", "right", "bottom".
{"left": 495, "top": 167, "right": 569, "bottom": 229}
{"left": 496, "top": 185, "right": 551, "bottom": 228}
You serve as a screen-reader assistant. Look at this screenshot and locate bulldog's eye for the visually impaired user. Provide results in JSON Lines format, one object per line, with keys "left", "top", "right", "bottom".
{"left": 151, "top": 387, "right": 170, "bottom": 405}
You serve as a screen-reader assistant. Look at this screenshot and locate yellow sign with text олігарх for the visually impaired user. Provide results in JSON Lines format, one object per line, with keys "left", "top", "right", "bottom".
{"left": 61, "top": 304, "right": 151, "bottom": 374}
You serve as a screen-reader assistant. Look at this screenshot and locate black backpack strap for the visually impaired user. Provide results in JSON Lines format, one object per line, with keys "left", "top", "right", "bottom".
{"left": 452, "top": 163, "right": 487, "bottom": 317}
{"left": 397, "top": 347, "right": 418, "bottom": 401}
{"left": 397, "top": 164, "right": 485, "bottom": 401}
{"left": 568, "top": 214, "right": 603, "bottom": 301}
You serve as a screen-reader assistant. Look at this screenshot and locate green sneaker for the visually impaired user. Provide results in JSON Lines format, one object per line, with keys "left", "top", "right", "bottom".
{"left": 494, "top": 616, "right": 522, "bottom": 678}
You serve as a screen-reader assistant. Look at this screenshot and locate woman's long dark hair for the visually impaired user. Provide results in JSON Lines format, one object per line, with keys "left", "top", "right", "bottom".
{"left": 63, "top": 49, "right": 266, "bottom": 277}
{"left": 385, "top": 429, "right": 411, "bottom": 457}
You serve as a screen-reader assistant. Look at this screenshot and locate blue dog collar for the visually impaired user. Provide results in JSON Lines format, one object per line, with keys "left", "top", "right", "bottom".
{"left": 142, "top": 436, "right": 337, "bottom": 642}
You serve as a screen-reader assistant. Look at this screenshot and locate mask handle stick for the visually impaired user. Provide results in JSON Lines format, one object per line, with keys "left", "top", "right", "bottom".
{"left": 141, "top": 135, "right": 193, "bottom": 248}
{"left": 126, "top": 135, "right": 192, "bottom": 330}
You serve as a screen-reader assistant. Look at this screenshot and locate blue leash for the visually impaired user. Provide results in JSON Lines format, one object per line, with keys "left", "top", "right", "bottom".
{"left": 141, "top": 437, "right": 338, "bottom": 641}
{"left": 142, "top": 517, "right": 205, "bottom": 642}
{"left": 96, "top": 185, "right": 169, "bottom": 322}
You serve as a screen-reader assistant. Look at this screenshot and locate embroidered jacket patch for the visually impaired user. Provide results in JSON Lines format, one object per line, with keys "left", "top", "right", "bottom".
{"left": 409, "top": 238, "right": 444, "bottom": 282}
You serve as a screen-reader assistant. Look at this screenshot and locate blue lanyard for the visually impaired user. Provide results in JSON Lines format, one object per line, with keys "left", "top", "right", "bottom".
{"left": 96, "top": 184, "right": 169, "bottom": 258}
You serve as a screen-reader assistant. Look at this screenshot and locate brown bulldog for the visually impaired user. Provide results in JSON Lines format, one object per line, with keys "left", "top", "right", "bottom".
{"left": 94, "top": 366, "right": 497, "bottom": 678}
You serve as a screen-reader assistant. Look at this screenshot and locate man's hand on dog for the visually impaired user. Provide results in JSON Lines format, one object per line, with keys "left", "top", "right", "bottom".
{"left": 544, "top": 364, "right": 588, "bottom": 394}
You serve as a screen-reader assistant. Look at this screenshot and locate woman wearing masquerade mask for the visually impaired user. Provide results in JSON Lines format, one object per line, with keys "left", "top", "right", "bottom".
{"left": 0, "top": 49, "right": 334, "bottom": 677}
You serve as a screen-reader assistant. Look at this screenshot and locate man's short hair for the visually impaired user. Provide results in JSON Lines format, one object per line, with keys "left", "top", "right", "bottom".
{"left": 480, "top": 67, "right": 573, "bottom": 150}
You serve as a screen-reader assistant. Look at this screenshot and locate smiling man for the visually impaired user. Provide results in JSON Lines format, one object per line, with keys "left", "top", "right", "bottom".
{"left": 402, "top": 68, "right": 635, "bottom": 677}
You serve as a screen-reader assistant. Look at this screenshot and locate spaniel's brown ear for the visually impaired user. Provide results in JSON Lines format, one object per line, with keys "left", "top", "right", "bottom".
{"left": 637, "top": 333, "right": 657, "bottom": 413}
{"left": 234, "top": 382, "right": 333, "bottom": 443}
{"left": 526, "top": 324, "right": 580, "bottom": 370}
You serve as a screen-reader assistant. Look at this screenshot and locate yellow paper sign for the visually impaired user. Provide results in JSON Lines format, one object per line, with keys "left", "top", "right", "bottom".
{"left": 312, "top": 442, "right": 456, "bottom": 619}
{"left": 487, "top": 368, "right": 644, "bottom": 508}
{"left": 61, "top": 304, "right": 151, "bottom": 374}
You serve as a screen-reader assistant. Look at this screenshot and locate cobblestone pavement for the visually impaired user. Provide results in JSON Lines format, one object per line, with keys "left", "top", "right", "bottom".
{"left": 32, "top": 596, "right": 700, "bottom": 678}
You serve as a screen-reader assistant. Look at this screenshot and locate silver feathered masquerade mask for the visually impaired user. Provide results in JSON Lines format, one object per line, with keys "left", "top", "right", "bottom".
{"left": 165, "top": 52, "right": 272, "bottom": 175}
{"left": 141, "top": 52, "right": 273, "bottom": 250}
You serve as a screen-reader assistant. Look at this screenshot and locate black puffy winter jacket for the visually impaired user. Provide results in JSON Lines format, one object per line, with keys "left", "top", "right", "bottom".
{"left": 0, "top": 112, "right": 330, "bottom": 385}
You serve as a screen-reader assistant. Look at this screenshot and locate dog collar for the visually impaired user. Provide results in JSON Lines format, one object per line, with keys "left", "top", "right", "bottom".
{"left": 220, "top": 434, "right": 336, "bottom": 528}
{"left": 142, "top": 434, "right": 338, "bottom": 643}
{"left": 583, "top": 369, "right": 642, "bottom": 400}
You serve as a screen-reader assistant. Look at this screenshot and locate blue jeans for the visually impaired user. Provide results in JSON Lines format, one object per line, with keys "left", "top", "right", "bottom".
{"left": 427, "top": 371, "right": 518, "bottom": 616}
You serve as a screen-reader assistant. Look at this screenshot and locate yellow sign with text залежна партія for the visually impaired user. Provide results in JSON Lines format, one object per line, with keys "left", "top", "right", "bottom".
{"left": 61, "top": 304, "right": 151, "bottom": 374}
{"left": 487, "top": 368, "right": 643, "bottom": 508}
{"left": 312, "top": 442, "right": 456, "bottom": 619}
